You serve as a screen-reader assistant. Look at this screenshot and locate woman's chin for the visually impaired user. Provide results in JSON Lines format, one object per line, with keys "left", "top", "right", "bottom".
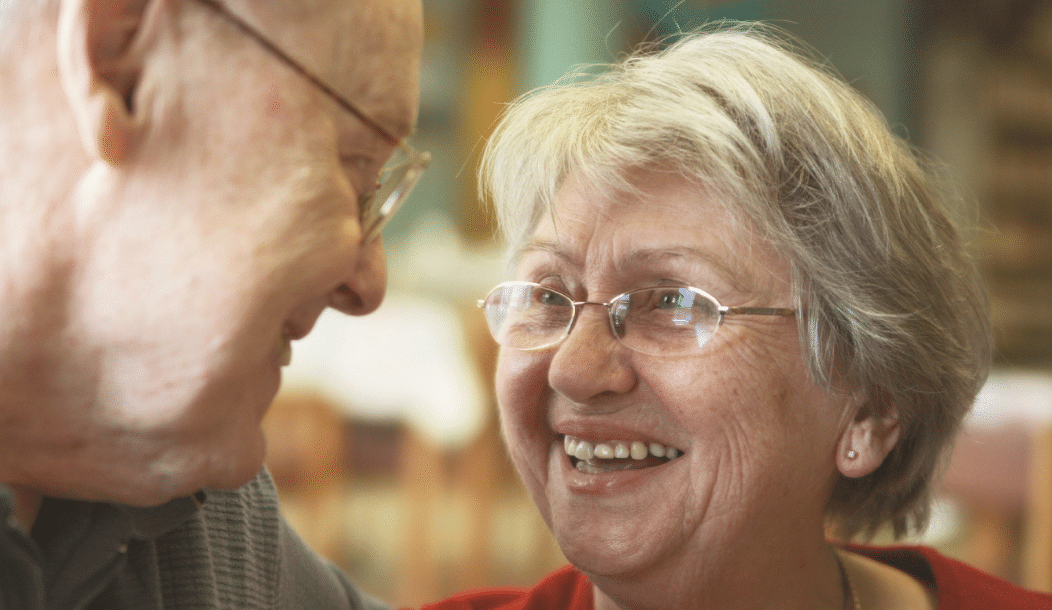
{"left": 551, "top": 515, "right": 675, "bottom": 580}
{"left": 540, "top": 446, "right": 698, "bottom": 579}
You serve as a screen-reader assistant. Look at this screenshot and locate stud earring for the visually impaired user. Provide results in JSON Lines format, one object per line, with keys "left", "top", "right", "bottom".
{"left": 847, "top": 449, "right": 858, "bottom": 459}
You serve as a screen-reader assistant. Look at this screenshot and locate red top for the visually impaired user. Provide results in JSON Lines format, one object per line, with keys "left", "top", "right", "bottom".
{"left": 419, "top": 565, "right": 591, "bottom": 610}
{"left": 418, "top": 545, "right": 1052, "bottom": 610}
{"left": 851, "top": 545, "right": 1052, "bottom": 610}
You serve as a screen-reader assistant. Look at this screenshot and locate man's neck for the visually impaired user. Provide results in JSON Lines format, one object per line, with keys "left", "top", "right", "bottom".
{"left": 11, "top": 485, "right": 44, "bottom": 532}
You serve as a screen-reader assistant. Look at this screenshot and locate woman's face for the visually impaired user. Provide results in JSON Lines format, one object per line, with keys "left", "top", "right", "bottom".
{"left": 496, "top": 170, "right": 850, "bottom": 581}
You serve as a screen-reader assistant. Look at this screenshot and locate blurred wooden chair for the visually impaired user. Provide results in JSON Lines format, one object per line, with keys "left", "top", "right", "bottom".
{"left": 942, "top": 419, "right": 1052, "bottom": 592}
{"left": 262, "top": 392, "right": 350, "bottom": 567}
{"left": 1023, "top": 424, "right": 1052, "bottom": 592}
{"left": 394, "top": 303, "right": 566, "bottom": 607}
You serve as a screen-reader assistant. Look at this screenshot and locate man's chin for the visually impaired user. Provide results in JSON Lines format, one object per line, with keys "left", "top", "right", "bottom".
{"left": 49, "top": 441, "right": 267, "bottom": 507}
{"left": 144, "top": 442, "right": 268, "bottom": 503}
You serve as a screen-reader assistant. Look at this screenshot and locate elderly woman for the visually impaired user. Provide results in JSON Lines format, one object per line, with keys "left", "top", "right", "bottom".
{"left": 425, "top": 25, "right": 1052, "bottom": 610}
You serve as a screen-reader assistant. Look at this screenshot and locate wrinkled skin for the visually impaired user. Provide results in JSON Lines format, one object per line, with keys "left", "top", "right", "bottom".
{"left": 0, "top": 0, "right": 422, "bottom": 509}
{"left": 496, "top": 170, "right": 866, "bottom": 609}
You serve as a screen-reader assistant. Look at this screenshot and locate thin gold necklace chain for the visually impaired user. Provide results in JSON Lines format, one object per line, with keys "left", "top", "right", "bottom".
{"left": 836, "top": 553, "right": 863, "bottom": 610}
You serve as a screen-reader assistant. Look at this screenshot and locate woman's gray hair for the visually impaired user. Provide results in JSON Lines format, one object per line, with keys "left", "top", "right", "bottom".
{"left": 479, "top": 23, "right": 992, "bottom": 540}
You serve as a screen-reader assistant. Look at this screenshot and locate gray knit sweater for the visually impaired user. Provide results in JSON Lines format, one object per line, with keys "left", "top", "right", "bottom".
{"left": 0, "top": 470, "right": 391, "bottom": 610}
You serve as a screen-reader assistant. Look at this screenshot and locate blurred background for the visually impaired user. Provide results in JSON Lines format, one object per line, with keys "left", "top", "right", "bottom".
{"left": 264, "top": 0, "right": 1052, "bottom": 606}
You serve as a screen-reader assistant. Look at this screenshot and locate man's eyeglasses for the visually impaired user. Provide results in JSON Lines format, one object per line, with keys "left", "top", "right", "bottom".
{"left": 193, "top": 0, "right": 429, "bottom": 243}
{"left": 478, "top": 282, "right": 795, "bottom": 357}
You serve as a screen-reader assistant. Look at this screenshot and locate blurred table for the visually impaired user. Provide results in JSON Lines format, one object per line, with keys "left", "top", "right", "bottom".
{"left": 281, "top": 295, "right": 490, "bottom": 448}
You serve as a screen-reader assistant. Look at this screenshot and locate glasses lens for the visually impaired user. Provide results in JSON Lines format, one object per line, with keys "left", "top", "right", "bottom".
{"left": 483, "top": 283, "right": 574, "bottom": 350}
{"left": 615, "top": 287, "right": 721, "bottom": 355}
{"left": 360, "top": 149, "right": 431, "bottom": 242}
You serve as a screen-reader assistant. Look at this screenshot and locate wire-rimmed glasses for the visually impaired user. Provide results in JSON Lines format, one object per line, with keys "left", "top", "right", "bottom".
{"left": 478, "top": 281, "right": 795, "bottom": 357}
{"left": 359, "top": 143, "right": 429, "bottom": 242}
{"left": 192, "top": 0, "right": 430, "bottom": 243}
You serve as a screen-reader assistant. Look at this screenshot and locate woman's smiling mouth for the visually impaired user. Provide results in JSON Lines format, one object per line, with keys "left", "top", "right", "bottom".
{"left": 563, "top": 434, "right": 684, "bottom": 474}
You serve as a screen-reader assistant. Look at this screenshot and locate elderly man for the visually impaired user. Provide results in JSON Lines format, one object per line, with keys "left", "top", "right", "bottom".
{"left": 0, "top": 0, "right": 424, "bottom": 607}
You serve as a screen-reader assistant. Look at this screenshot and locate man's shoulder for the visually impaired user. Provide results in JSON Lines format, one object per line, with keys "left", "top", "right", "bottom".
{"left": 201, "top": 469, "right": 390, "bottom": 610}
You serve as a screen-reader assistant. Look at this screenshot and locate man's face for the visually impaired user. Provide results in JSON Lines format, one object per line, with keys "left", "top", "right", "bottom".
{"left": 52, "top": 0, "right": 423, "bottom": 504}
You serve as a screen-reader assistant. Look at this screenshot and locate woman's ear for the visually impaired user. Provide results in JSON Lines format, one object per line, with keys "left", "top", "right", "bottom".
{"left": 57, "top": 0, "right": 160, "bottom": 165}
{"left": 836, "top": 400, "right": 901, "bottom": 478}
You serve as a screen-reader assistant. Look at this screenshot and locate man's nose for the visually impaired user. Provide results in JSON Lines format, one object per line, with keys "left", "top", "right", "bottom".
{"left": 328, "top": 236, "right": 388, "bottom": 315}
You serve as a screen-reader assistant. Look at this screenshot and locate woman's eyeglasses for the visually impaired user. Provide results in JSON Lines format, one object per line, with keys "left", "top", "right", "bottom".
{"left": 478, "top": 281, "right": 794, "bottom": 357}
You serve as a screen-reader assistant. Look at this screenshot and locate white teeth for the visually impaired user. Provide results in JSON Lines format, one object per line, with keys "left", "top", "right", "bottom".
{"left": 563, "top": 435, "right": 682, "bottom": 462}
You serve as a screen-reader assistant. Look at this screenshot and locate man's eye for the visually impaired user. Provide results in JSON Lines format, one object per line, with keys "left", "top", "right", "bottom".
{"left": 340, "top": 155, "right": 377, "bottom": 193}
{"left": 341, "top": 155, "right": 371, "bottom": 172}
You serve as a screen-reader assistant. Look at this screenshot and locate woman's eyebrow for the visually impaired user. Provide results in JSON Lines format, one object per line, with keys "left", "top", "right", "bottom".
{"left": 516, "top": 242, "right": 729, "bottom": 266}
{"left": 622, "top": 246, "right": 740, "bottom": 278}
{"left": 512, "top": 241, "right": 747, "bottom": 288}
{"left": 512, "top": 238, "right": 574, "bottom": 267}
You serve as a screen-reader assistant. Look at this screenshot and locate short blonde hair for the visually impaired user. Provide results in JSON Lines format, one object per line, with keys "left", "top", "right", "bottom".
{"left": 479, "top": 24, "right": 992, "bottom": 539}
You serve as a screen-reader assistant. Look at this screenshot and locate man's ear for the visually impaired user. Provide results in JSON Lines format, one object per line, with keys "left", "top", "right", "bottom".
{"left": 836, "top": 400, "right": 901, "bottom": 478}
{"left": 57, "top": 0, "right": 160, "bottom": 165}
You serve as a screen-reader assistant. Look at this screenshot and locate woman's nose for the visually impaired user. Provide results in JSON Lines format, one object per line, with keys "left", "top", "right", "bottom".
{"left": 547, "top": 305, "right": 636, "bottom": 403}
{"left": 329, "top": 236, "right": 388, "bottom": 316}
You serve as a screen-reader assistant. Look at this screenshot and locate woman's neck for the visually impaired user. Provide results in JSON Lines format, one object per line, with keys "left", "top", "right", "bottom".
{"left": 588, "top": 536, "right": 846, "bottom": 610}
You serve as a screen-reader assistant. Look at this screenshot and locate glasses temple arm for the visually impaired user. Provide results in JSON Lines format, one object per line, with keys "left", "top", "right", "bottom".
{"left": 193, "top": 0, "right": 400, "bottom": 146}
{"left": 721, "top": 306, "right": 796, "bottom": 317}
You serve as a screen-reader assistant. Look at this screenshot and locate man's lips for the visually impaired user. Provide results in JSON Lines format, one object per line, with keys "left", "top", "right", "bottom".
{"left": 277, "top": 313, "right": 320, "bottom": 367}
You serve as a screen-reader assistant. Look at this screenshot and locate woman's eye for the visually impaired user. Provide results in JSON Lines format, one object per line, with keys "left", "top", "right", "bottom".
{"left": 539, "top": 290, "right": 562, "bottom": 305}
{"left": 658, "top": 291, "right": 682, "bottom": 308}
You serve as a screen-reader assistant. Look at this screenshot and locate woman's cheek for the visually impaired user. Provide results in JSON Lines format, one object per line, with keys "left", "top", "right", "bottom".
{"left": 496, "top": 350, "right": 554, "bottom": 477}
{"left": 496, "top": 349, "right": 551, "bottom": 422}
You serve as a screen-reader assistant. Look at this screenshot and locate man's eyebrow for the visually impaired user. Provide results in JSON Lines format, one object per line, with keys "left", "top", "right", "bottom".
{"left": 388, "top": 118, "right": 415, "bottom": 141}
{"left": 366, "top": 106, "right": 415, "bottom": 142}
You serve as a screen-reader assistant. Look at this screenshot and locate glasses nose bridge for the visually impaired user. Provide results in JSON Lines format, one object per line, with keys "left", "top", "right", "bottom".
{"left": 566, "top": 298, "right": 620, "bottom": 342}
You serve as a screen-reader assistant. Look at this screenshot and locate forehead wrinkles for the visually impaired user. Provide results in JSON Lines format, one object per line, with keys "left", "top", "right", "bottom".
{"left": 517, "top": 236, "right": 749, "bottom": 293}
{"left": 220, "top": 2, "right": 351, "bottom": 88}
{"left": 226, "top": 0, "right": 418, "bottom": 137}
{"left": 515, "top": 201, "right": 609, "bottom": 273}
{"left": 334, "top": 0, "right": 421, "bottom": 135}
{"left": 518, "top": 184, "right": 788, "bottom": 300}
